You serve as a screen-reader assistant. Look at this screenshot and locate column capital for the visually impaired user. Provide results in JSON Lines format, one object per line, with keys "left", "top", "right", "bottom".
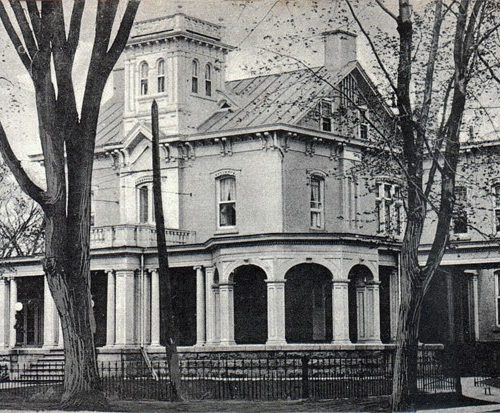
{"left": 265, "top": 279, "right": 286, "bottom": 285}
{"left": 105, "top": 269, "right": 115, "bottom": 275}
{"left": 464, "top": 270, "right": 479, "bottom": 277}
{"left": 218, "top": 282, "right": 234, "bottom": 288}
{"left": 205, "top": 266, "right": 216, "bottom": 275}
{"left": 332, "top": 278, "right": 350, "bottom": 284}
{"left": 193, "top": 265, "right": 203, "bottom": 271}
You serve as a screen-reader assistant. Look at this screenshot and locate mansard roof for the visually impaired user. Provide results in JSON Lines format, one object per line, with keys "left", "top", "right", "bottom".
{"left": 198, "top": 62, "right": 358, "bottom": 134}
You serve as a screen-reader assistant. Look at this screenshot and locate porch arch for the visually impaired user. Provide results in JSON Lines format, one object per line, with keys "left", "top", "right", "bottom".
{"left": 285, "top": 263, "right": 333, "bottom": 343}
{"left": 233, "top": 265, "right": 268, "bottom": 344}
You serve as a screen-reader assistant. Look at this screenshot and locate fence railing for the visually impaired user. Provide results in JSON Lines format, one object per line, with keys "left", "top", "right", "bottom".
{"left": 0, "top": 348, "right": 457, "bottom": 401}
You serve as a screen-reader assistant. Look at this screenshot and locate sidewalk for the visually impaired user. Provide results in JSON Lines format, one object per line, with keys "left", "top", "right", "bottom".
{"left": 416, "top": 377, "right": 500, "bottom": 412}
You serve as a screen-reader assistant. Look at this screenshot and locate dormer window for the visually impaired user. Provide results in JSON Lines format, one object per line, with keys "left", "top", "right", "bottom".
{"left": 140, "top": 62, "right": 149, "bottom": 95}
{"left": 320, "top": 100, "right": 332, "bottom": 132}
{"left": 192, "top": 59, "right": 199, "bottom": 94}
{"left": 205, "top": 64, "right": 212, "bottom": 97}
{"left": 157, "top": 59, "right": 165, "bottom": 93}
{"left": 359, "top": 108, "right": 369, "bottom": 140}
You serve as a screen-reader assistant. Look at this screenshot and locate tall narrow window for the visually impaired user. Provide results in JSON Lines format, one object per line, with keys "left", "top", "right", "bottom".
{"left": 205, "top": 63, "right": 212, "bottom": 97}
{"left": 496, "top": 272, "right": 500, "bottom": 326}
{"left": 377, "top": 182, "right": 402, "bottom": 235}
{"left": 139, "top": 185, "right": 149, "bottom": 223}
{"left": 359, "top": 108, "right": 369, "bottom": 139}
{"left": 310, "top": 175, "right": 325, "bottom": 229}
{"left": 90, "top": 190, "right": 95, "bottom": 227}
{"left": 218, "top": 176, "right": 236, "bottom": 227}
{"left": 320, "top": 100, "right": 332, "bottom": 132}
{"left": 192, "top": 59, "right": 199, "bottom": 94}
{"left": 157, "top": 59, "right": 165, "bottom": 93}
{"left": 494, "top": 185, "right": 500, "bottom": 234}
{"left": 453, "top": 186, "right": 468, "bottom": 234}
{"left": 140, "top": 62, "right": 149, "bottom": 95}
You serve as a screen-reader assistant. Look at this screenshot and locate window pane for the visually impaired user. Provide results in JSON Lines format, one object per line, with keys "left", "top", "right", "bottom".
{"left": 220, "top": 203, "right": 236, "bottom": 226}
{"left": 205, "top": 80, "right": 212, "bottom": 97}
{"left": 495, "top": 185, "right": 500, "bottom": 208}
{"left": 158, "top": 77, "right": 165, "bottom": 93}
{"left": 205, "top": 64, "right": 211, "bottom": 80}
{"left": 385, "top": 203, "right": 391, "bottom": 231}
{"left": 139, "top": 186, "right": 148, "bottom": 223}
{"left": 311, "top": 211, "right": 322, "bottom": 228}
{"left": 360, "top": 123, "right": 368, "bottom": 140}
{"left": 192, "top": 77, "right": 198, "bottom": 94}
{"left": 496, "top": 210, "right": 500, "bottom": 233}
{"left": 497, "top": 297, "right": 500, "bottom": 325}
{"left": 158, "top": 60, "right": 165, "bottom": 75}
{"left": 192, "top": 60, "right": 198, "bottom": 76}
{"left": 497, "top": 274, "right": 500, "bottom": 296}
{"left": 384, "top": 184, "right": 391, "bottom": 199}
{"left": 219, "top": 177, "right": 236, "bottom": 202}
{"left": 141, "top": 62, "right": 149, "bottom": 78}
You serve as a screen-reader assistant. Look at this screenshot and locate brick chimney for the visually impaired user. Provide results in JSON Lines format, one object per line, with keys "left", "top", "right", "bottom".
{"left": 323, "top": 29, "right": 357, "bottom": 73}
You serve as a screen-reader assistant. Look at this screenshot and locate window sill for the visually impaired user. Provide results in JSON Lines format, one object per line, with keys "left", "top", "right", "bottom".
{"left": 191, "top": 93, "right": 216, "bottom": 102}
{"left": 137, "top": 92, "right": 168, "bottom": 101}
{"left": 309, "top": 227, "right": 326, "bottom": 232}
{"left": 215, "top": 228, "right": 239, "bottom": 236}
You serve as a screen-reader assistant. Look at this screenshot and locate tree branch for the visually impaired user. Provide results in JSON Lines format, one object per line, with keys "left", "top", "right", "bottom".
{"left": 0, "top": 121, "right": 46, "bottom": 208}
{"left": 9, "top": 0, "right": 39, "bottom": 58}
{"left": 374, "top": 0, "right": 398, "bottom": 22}
{"left": 0, "top": 2, "right": 32, "bottom": 71}
{"left": 67, "top": 0, "right": 85, "bottom": 59}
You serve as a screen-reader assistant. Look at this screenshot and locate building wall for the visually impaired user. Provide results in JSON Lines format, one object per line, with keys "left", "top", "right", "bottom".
{"left": 179, "top": 139, "right": 283, "bottom": 242}
{"left": 478, "top": 268, "right": 500, "bottom": 342}
{"left": 92, "top": 157, "right": 120, "bottom": 227}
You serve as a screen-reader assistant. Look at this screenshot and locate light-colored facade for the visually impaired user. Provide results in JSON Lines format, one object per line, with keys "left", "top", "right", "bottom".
{"left": 0, "top": 13, "right": 499, "bottom": 362}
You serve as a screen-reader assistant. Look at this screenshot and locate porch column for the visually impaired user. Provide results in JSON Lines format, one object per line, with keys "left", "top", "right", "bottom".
{"left": 219, "top": 282, "right": 235, "bottom": 346}
{"left": 43, "top": 276, "right": 58, "bottom": 348}
{"left": 9, "top": 278, "right": 17, "bottom": 348}
{"left": 106, "top": 270, "right": 116, "bottom": 347}
{"left": 389, "top": 267, "right": 400, "bottom": 341}
{"left": 266, "top": 280, "right": 286, "bottom": 345}
{"left": 0, "top": 278, "right": 9, "bottom": 349}
{"left": 205, "top": 266, "right": 216, "bottom": 344}
{"left": 115, "top": 270, "right": 136, "bottom": 346}
{"left": 471, "top": 272, "right": 479, "bottom": 341}
{"left": 331, "top": 279, "right": 351, "bottom": 344}
{"left": 365, "top": 281, "right": 381, "bottom": 343}
{"left": 57, "top": 318, "right": 63, "bottom": 348}
{"left": 195, "top": 266, "right": 206, "bottom": 346}
{"left": 446, "top": 271, "right": 455, "bottom": 343}
{"left": 355, "top": 284, "right": 366, "bottom": 341}
{"left": 150, "top": 269, "right": 160, "bottom": 346}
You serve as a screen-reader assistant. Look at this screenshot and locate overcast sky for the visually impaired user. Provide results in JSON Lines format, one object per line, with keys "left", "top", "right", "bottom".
{"left": 0, "top": 0, "right": 497, "bottom": 171}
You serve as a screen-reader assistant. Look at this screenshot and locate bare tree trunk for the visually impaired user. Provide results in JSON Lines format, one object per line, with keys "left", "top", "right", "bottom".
{"left": 151, "top": 100, "right": 182, "bottom": 400}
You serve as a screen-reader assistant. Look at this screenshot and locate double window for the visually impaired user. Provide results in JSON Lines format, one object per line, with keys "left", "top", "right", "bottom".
{"left": 453, "top": 186, "right": 468, "bottom": 234}
{"left": 310, "top": 175, "right": 325, "bottom": 229}
{"left": 217, "top": 176, "right": 236, "bottom": 227}
{"left": 157, "top": 59, "right": 165, "bottom": 93}
{"left": 140, "top": 62, "right": 149, "bottom": 95}
{"left": 377, "top": 182, "right": 402, "bottom": 235}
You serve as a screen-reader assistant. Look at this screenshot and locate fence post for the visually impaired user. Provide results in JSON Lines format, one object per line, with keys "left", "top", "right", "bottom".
{"left": 301, "top": 355, "right": 309, "bottom": 399}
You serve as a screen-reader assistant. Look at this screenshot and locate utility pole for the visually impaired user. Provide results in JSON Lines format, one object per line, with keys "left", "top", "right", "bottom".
{"left": 151, "top": 100, "right": 182, "bottom": 400}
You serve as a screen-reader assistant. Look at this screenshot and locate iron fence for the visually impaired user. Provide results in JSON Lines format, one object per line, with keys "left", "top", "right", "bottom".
{"left": 0, "top": 348, "right": 457, "bottom": 401}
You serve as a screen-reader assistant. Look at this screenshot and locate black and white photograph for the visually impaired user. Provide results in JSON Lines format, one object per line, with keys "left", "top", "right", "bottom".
{"left": 0, "top": 0, "right": 500, "bottom": 411}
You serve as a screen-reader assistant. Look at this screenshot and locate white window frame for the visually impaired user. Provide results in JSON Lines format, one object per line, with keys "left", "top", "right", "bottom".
{"left": 140, "top": 61, "right": 149, "bottom": 95}
{"left": 359, "top": 107, "right": 369, "bottom": 140}
{"left": 216, "top": 175, "right": 236, "bottom": 229}
{"left": 205, "top": 63, "right": 212, "bottom": 97}
{"left": 376, "top": 182, "right": 402, "bottom": 235}
{"left": 319, "top": 100, "right": 333, "bottom": 132}
{"left": 494, "top": 184, "right": 500, "bottom": 235}
{"left": 137, "top": 182, "right": 155, "bottom": 224}
{"left": 192, "top": 59, "right": 199, "bottom": 94}
{"left": 157, "top": 59, "right": 166, "bottom": 93}
{"left": 310, "top": 174, "right": 325, "bottom": 229}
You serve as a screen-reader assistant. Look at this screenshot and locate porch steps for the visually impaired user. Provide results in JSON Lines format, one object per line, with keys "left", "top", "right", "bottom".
{"left": 18, "top": 349, "right": 65, "bottom": 382}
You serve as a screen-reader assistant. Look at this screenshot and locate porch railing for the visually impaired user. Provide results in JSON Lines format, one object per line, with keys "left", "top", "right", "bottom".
{"left": 90, "top": 225, "right": 196, "bottom": 249}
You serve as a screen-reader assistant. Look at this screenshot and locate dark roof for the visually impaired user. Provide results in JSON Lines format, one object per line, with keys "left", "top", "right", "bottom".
{"left": 198, "top": 62, "right": 357, "bottom": 133}
{"left": 95, "top": 98, "right": 123, "bottom": 148}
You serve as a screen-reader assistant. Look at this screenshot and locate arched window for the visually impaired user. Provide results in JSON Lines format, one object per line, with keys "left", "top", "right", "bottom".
{"left": 217, "top": 176, "right": 236, "bottom": 227}
{"left": 191, "top": 59, "right": 199, "bottom": 94}
{"left": 310, "top": 175, "right": 325, "bottom": 229}
{"left": 157, "top": 59, "right": 165, "bottom": 93}
{"left": 205, "top": 63, "right": 212, "bottom": 97}
{"left": 140, "top": 62, "right": 149, "bottom": 95}
{"left": 138, "top": 185, "right": 149, "bottom": 223}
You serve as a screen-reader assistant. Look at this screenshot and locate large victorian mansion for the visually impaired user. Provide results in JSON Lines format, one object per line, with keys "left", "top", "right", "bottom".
{"left": 1, "top": 13, "right": 500, "bottom": 364}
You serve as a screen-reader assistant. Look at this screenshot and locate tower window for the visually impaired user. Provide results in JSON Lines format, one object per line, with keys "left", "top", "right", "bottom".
{"left": 157, "top": 59, "right": 165, "bottom": 93}
{"left": 192, "top": 59, "right": 199, "bottom": 94}
{"left": 140, "top": 62, "right": 149, "bottom": 95}
{"left": 205, "top": 63, "right": 212, "bottom": 97}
